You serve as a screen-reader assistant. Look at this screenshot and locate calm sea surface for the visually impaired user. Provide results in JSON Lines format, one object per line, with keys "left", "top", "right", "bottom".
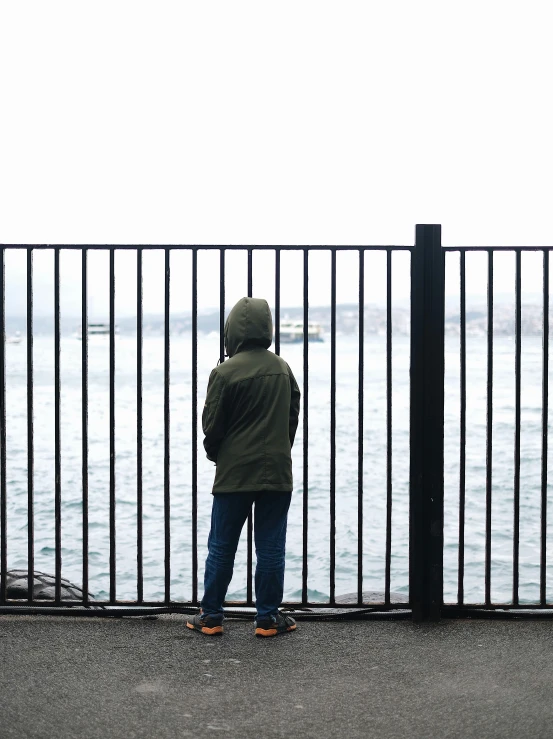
{"left": 3, "top": 333, "right": 553, "bottom": 604}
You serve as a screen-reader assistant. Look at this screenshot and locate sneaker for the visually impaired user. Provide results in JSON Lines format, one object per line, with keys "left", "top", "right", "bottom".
{"left": 186, "top": 612, "right": 224, "bottom": 636}
{"left": 255, "top": 612, "right": 297, "bottom": 637}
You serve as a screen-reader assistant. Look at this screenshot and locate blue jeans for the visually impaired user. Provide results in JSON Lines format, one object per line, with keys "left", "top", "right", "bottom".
{"left": 201, "top": 491, "right": 292, "bottom": 621}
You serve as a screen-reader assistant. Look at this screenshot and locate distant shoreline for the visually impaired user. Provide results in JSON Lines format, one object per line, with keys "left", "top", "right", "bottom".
{"left": 3, "top": 300, "right": 549, "bottom": 338}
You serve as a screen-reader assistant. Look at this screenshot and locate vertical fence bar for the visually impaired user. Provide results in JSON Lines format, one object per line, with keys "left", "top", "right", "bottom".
{"left": 275, "top": 249, "right": 281, "bottom": 356}
{"left": 247, "top": 249, "right": 253, "bottom": 297}
{"left": 136, "top": 248, "right": 143, "bottom": 603}
{"left": 26, "top": 248, "right": 34, "bottom": 601}
{"left": 0, "top": 248, "right": 6, "bottom": 603}
{"left": 458, "top": 251, "right": 467, "bottom": 605}
{"left": 164, "top": 248, "right": 171, "bottom": 603}
{"left": 357, "top": 249, "right": 364, "bottom": 604}
{"left": 302, "top": 248, "right": 309, "bottom": 604}
{"left": 54, "top": 249, "right": 62, "bottom": 603}
{"left": 81, "top": 249, "right": 89, "bottom": 604}
{"left": 330, "top": 249, "right": 336, "bottom": 604}
{"left": 385, "top": 248, "right": 393, "bottom": 605}
{"left": 192, "top": 249, "right": 198, "bottom": 604}
{"left": 409, "top": 225, "right": 444, "bottom": 621}
{"left": 109, "top": 248, "right": 116, "bottom": 603}
{"left": 246, "top": 249, "right": 253, "bottom": 605}
{"left": 219, "top": 249, "right": 225, "bottom": 365}
{"left": 541, "top": 250, "right": 549, "bottom": 605}
{"left": 485, "top": 250, "right": 494, "bottom": 606}
{"left": 513, "top": 250, "right": 522, "bottom": 606}
{"left": 484, "top": 249, "right": 493, "bottom": 605}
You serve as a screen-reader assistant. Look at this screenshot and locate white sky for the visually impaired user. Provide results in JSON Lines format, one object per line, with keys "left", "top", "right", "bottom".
{"left": 1, "top": 0, "right": 552, "bottom": 315}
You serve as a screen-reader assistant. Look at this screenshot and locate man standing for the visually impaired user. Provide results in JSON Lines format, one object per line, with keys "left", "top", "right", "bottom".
{"left": 187, "top": 297, "right": 301, "bottom": 637}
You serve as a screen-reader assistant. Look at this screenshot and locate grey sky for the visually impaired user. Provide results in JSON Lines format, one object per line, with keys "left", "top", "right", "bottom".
{"left": 1, "top": 1, "right": 552, "bottom": 315}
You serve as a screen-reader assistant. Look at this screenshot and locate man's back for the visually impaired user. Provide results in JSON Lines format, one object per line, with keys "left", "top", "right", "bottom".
{"left": 202, "top": 297, "right": 300, "bottom": 493}
{"left": 191, "top": 296, "right": 301, "bottom": 639}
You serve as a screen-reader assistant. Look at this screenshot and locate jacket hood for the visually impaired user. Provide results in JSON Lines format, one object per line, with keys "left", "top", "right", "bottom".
{"left": 224, "top": 297, "right": 273, "bottom": 358}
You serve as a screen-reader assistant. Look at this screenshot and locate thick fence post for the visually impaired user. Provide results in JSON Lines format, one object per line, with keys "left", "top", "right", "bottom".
{"left": 410, "top": 224, "right": 445, "bottom": 621}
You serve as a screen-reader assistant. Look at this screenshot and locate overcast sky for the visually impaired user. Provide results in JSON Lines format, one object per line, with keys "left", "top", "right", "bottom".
{"left": 1, "top": 1, "right": 551, "bottom": 315}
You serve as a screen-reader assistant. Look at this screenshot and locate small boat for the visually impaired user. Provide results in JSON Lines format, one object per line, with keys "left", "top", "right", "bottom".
{"left": 279, "top": 321, "right": 324, "bottom": 343}
{"left": 5, "top": 331, "right": 22, "bottom": 345}
{"left": 75, "top": 323, "right": 120, "bottom": 339}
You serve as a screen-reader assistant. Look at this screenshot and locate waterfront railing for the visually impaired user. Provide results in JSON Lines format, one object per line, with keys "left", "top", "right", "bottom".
{"left": 1, "top": 227, "right": 552, "bottom": 620}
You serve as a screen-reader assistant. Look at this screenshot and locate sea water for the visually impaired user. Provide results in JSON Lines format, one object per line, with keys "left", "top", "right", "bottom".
{"left": 3, "top": 333, "right": 553, "bottom": 604}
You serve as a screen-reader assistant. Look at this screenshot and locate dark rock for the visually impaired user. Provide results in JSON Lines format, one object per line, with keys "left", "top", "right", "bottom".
{"left": 5, "top": 570, "right": 100, "bottom": 607}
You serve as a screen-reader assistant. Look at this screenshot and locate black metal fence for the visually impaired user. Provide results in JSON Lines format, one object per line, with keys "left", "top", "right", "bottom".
{"left": 1, "top": 226, "right": 552, "bottom": 620}
{"left": 441, "top": 242, "right": 553, "bottom": 617}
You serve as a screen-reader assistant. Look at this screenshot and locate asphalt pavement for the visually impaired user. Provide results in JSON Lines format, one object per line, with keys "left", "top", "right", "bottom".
{"left": 1, "top": 614, "right": 553, "bottom": 739}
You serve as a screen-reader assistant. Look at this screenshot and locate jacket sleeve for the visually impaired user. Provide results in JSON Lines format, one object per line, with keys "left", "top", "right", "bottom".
{"left": 202, "top": 369, "right": 226, "bottom": 463}
{"left": 287, "top": 364, "right": 301, "bottom": 448}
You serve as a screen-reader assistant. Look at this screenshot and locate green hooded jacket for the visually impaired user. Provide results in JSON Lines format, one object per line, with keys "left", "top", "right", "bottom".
{"left": 202, "top": 297, "right": 301, "bottom": 493}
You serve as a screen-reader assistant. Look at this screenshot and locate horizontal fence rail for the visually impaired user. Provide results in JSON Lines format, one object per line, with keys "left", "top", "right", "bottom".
{"left": 0, "top": 243, "right": 412, "bottom": 615}
{"left": 2, "top": 231, "right": 553, "bottom": 620}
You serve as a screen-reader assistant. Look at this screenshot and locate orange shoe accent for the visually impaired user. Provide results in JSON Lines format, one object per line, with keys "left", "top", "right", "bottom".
{"left": 187, "top": 622, "right": 223, "bottom": 636}
{"left": 255, "top": 623, "right": 296, "bottom": 637}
